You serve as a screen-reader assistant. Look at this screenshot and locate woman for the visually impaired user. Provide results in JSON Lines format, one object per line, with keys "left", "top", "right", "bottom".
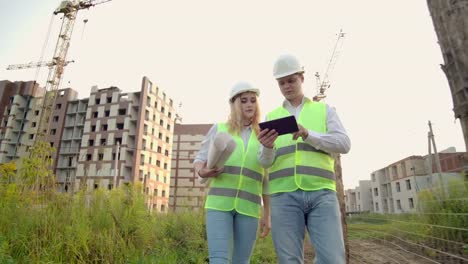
{"left": 193, "top": 81, "right": 271, "bottom": 264}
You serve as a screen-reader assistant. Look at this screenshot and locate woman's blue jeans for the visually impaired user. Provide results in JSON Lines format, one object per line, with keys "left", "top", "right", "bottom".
{"left": 206, "top": 209, "right": 259, "bottom": 264}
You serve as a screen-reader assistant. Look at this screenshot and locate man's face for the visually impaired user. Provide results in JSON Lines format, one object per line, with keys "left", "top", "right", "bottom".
{"left": 239, "top": 92, "right": 257, "bottom": 120}
{"left": 276, "top": 74, "right": 304, "bottom": 101}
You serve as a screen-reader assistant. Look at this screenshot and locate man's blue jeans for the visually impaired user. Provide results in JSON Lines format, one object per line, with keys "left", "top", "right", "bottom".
{"left": 270, "top": 189, "right": 345, "bottom": 264}
{"left": 206, "top": 209, "right": 258, "bottom": 264}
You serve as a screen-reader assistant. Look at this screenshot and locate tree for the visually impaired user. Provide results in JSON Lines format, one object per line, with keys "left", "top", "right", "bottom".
{"left": 0, "top": 161, "right": 17, "bottom": 184}
{"left": 19, "top": 141, "right": 55, "bottom": 191}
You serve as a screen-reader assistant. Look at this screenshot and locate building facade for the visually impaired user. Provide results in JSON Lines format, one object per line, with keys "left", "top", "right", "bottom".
{"left": 0, "top": 77, "right": 175, "bottom": 212}
{"left": 346, "top": 150, "right": 464, "bottom": 214}
{"left": 0, "top": 80, "right": 76, "bottom": 168}
{"left": 170, "top": 123, "right": 212, "bottom": 212}
{"left": 345, "top": 180, "right": 372, "bottom": 213}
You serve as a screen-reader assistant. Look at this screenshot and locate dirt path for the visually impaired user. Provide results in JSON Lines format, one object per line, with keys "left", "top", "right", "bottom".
{"left": 303, "top": 239, "right": 438, "bottom": 264}
{"left": 348, "top": 239, "right": 438, "bottom": 264}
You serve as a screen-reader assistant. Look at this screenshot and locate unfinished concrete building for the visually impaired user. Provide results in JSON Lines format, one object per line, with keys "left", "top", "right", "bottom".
{"left": 0, "top": 80, "right": 76, "bottom": 168}
{"left": 345, "top": 180, "right": 372, "bottom": 214}
{"left": 0, "top": 81, "right": 43, "bottom": 162}
{"left": 170, "top": 123, "right": 212, "bottom": 212}
{"left": 367, "top": 150, "right": 464, "bottom": 214}
{"left": 0, "top": 77, "right": 176, "bottom": 212}
{"left": 58, "top": 77, "right": 176, "bottom": 212}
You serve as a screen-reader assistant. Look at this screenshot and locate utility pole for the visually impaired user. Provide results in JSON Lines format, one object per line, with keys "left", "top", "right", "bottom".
{"left": 113, "top": 142, "right": 120, "bottom": 189}
{"left": 333, "top": 153, "right": 349, "bottom": 263}
{"left": 428, "top": 121, "right": 444, "bottom": 187}
{"left": 427, "top": 0, "right": 468, "bottom": 176}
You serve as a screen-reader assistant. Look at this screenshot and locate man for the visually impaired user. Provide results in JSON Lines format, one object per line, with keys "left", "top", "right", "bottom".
{"left": 257, "top": 54, "right": 351, "bottom": 264}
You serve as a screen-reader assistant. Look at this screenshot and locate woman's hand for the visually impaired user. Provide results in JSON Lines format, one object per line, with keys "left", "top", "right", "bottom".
{"left": 259, "top": 213, "right": 271, "bottom": 238}
{"left": 198, "top": 166, "right": 224, "bottom": 178}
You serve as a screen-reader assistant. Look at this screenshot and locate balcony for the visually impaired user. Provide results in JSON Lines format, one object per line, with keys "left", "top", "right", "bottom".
{"left": 56, "top": 163, "right": 77, "bottom": 169}
{"left": 6, "top": 140, "right": 19, "bottom": 145}
{"left": 59, "top": 148, "right": 80, "bottom": 155}
{"left": 72, "top": 135, "right": 83, "bottom": 140}
{"left": 77, "top": 107, "right": 87, "bottom": 113}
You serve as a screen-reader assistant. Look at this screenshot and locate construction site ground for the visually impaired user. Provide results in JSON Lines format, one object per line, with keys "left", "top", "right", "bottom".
{"left": 304, "top": 239, "right": 437, "bottom": 264}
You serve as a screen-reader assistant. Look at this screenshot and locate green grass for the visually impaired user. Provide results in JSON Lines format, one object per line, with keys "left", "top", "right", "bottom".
{"left": 1, "top": 158, "right": 464, "bottom": 264}
{"left": 0, "top": 183, "right": 276, "bottom": 263}
{"left": 346, "top": 178, "right": 467, "bottom": 261}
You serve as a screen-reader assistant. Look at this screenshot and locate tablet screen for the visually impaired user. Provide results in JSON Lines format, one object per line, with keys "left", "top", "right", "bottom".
{"left": 259, "top": 115, "right": 299, "bottom": 135}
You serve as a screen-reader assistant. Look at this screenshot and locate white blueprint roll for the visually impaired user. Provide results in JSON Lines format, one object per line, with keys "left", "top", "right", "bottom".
{"left": 200, "top": 132, "right": 236, "bottom": 184}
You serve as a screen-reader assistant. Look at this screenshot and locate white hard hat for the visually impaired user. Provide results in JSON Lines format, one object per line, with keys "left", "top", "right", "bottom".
{"left": 273, "top": 54, "right": 305, "bottom": 79}
{"left": 229, "top": 81, "right": 260, "bottom": 102}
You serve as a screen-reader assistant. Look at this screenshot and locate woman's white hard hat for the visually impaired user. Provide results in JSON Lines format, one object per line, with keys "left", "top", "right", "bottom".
{"left": 229, "top": 81, "right": 260, "bottom": 102}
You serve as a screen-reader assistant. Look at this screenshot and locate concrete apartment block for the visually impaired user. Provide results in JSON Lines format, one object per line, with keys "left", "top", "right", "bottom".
{"left": 170, "top": 123, "right": 212, "bottom": 212}
{"left": 355, "top": 180, "right": 372, "bottom": 212}
{"left": 0, "top": 80, "right": 43, "bottom": 126}
{"left": 66, "top": 77, "right": 175, "bottom": 213}
{"left": 0, "top": 82, "right": 76, "bottom": 168}
{"left": 345, "top": 180, "right": 372, "bottom": 214}
{"left": 0, "top": 81, "right": 43, "bottom": 163}
{"left": 370, "top": 156, "right": 426, "bottom": 214}
{"left": 55, "top": 98, "right": 89, "bottom": 192}
{"left": 358, "top": 150, "right": 465, "bottom": 214}
{"left": 47, "top": 89, "right": 79, "bottom": 168}
{"left": 0, "top": 78, "right": 176, "bottom": 213}
{"left": 345, "top": 189, "right": 357, "bottom": 213}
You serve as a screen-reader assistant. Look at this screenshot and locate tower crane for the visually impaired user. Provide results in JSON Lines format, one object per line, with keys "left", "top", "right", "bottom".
{"left": 6, "top": 0, "right": 111, "bottom": 145}
{"left": 6, "top": 60, "right": 75, "bottom": 71}
{"left": 313, "top": 29, "right": 346, "bottom": 102}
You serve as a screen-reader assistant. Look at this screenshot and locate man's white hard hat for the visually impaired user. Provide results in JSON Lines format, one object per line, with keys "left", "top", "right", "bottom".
{"left": 273, "top": 54, "right": 305, "bottom": 79}
{"left": 229, "top": 81, "right": 260, "bottom": 102}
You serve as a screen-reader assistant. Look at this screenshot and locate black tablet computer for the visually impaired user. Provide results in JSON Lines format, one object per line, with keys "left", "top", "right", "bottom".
{"left": 259, "top": 115, "right": 299, "bottom": 135}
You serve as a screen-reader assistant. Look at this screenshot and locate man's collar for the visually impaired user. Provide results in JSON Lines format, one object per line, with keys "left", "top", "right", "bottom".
{"left": 282, "top": 96, "right": 310, "bottom": 108}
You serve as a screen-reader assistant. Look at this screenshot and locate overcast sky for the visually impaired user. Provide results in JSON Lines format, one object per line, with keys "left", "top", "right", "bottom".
{"left": 0, "top": 0, "right": 465, "bottom": 189}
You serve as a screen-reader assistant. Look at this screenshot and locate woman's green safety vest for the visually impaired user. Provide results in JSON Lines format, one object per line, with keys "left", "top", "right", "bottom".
{"left": 205, "top": 123, "right": 265, "bottom": 218}
{"left": 267, "top": 100, "right": 335, "bottom": 194}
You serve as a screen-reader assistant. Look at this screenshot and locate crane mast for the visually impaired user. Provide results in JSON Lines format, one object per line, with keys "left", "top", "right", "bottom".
{"left": 37, "top": 0, "right": 110, "bottom": 141}
{"left": 6, "top": 0, "right": 111, "bottom": 145}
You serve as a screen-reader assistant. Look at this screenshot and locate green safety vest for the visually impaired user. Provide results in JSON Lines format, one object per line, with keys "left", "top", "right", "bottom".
{"left": 205, "top": 123, "right": 265, "bottom": 218}
{"left": 267, "top": 99, "right": 335, "bottom": 194}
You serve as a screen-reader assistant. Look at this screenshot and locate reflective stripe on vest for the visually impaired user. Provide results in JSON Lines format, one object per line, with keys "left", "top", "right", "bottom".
{"left": 276, "top": 142, "right": 328, "bottom": 157}
{"left": 208, "top": 187, "right": 262, "bottom": 205}
{"left": 222, "top": 165, "right": 263, "bottom": 182}
{"left": 204, "top": 123, "right": 264, "bottom": 218}
{"left": 267, "top": 100, "right": 336, "bottom": 194}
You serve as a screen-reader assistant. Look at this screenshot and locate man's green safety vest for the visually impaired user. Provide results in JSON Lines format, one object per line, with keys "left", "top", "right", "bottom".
{"left": 205, "top": 123, "right": 265, "bottom": 218}
{"left": 267, "top": 99, "right": 335, "bottom": 194}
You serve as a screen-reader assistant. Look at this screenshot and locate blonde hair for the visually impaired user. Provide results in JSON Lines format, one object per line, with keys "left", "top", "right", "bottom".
{"left": 227, "top": 93, "right": 260, "bottom": 136}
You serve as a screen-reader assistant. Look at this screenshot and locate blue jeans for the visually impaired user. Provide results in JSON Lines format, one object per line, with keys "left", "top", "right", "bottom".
{"left": 206, "top": 209, "right": 259, "bottom": 264}
{"left": 270, "top": 189, "right": 345, "bottom": 264}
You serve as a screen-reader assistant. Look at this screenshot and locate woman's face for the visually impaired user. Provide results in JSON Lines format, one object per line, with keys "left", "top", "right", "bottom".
{"left": 239, "top": 92, "right": 257, "bottom": 122}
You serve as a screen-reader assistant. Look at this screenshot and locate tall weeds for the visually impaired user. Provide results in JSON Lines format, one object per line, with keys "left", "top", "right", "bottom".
{"left": 0, "top": 183, "right": 275, "bottom": 263}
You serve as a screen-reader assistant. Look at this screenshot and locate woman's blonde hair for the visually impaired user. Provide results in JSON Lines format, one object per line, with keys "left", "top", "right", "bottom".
{"left": 227, "top": 92, "right": 261, "bottom": 136}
